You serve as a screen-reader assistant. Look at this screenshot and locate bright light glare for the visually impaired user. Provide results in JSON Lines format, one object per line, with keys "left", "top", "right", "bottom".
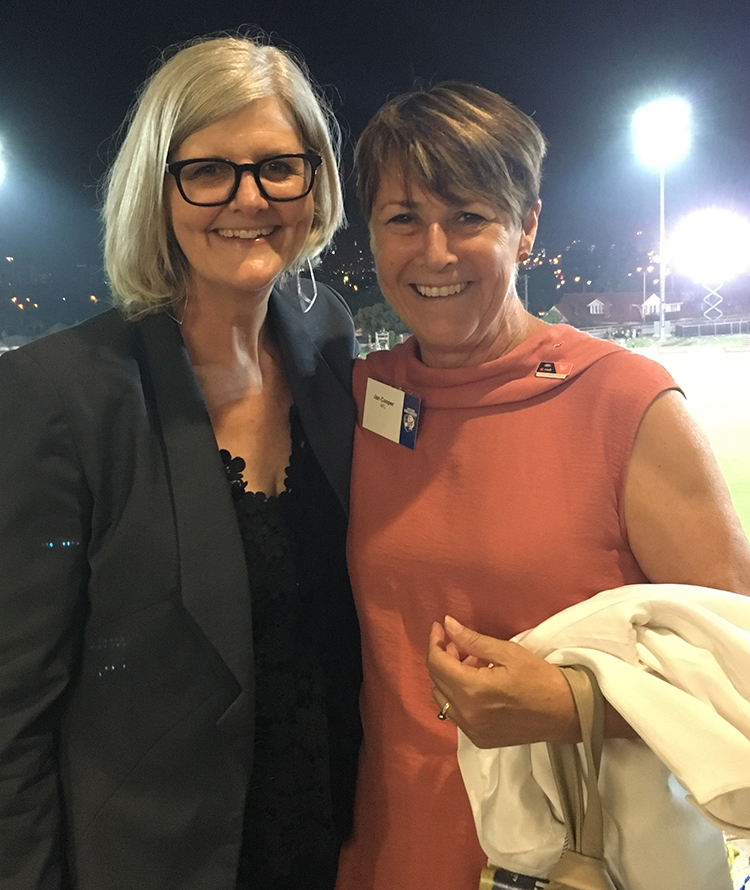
{"left": 633, "top": 97, "right": 691, "bottom": 170}
{"left": 0, "top": 157, "right": 5, "bottom": 187}
{"left": 669, "top": 208, "right": 750, "bottom": 285}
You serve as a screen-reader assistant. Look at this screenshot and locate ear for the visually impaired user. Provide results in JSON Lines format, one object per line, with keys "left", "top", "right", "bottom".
{"left": 517, "top": 200, "right": 541, "bottom": 261}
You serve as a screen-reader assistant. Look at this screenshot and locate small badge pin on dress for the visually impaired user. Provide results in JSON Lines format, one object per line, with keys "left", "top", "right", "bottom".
{"left": 535, "top": 361, "right": 572, "bottom": 379}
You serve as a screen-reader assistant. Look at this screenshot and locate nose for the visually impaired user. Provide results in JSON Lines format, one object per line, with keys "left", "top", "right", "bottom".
{"left": 424, "top": 223, "right": 458, "bottom": 269}
{"left": 230, "top": 171, "right": 270, "bottom": 210}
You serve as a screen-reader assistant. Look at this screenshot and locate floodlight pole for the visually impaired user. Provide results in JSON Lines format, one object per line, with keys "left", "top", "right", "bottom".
{"left": 658, "top": 167, "right": 667, "bottom": 341}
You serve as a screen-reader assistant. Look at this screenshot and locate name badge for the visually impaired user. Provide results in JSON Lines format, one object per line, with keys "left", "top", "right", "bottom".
{"left": 535, "top": 361, "right": 572, "bottom": 379}
{"left": 362, "top": 378, "right": 421, "bottom": 449}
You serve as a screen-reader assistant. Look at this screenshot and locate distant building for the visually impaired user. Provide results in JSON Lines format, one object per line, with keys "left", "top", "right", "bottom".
{"left": 553, "top": 291, "right": 687, "bottom": 330}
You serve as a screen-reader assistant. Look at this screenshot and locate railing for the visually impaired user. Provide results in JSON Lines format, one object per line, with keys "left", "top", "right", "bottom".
{"left": 674, "top": 318, "right": 750, "bottom": 337}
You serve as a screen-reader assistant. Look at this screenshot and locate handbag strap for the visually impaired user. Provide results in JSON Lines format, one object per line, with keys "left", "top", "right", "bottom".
{"left": 546, "top": 665, "right": 606, "bottom": 861}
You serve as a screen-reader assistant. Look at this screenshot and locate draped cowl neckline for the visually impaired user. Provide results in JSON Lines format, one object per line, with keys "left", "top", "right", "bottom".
{"left": 367, "top": 324, "right": 625, "bottom": 409}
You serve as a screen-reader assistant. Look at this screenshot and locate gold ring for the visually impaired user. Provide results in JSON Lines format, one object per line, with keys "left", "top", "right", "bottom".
{"left": 437, "top": 701, "right": 451, "bottom": 721}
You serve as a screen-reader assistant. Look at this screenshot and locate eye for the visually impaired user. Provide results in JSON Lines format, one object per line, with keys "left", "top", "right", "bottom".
{"left": 387, "top": 212, "right": 416, "bottom": 225}
{"left": 181, "top": 161, "right": 230, "bottom": 182}
{"left": 261, "top": 157, "right": 300, "bottom": 181}
{"left": 457, "top": 211, "right": 487, "bottom": 225}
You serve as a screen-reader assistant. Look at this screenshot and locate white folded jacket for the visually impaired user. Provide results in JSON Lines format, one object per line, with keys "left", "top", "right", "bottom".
{"left": 457, "top": 584, "right": 750, "bottom": 890}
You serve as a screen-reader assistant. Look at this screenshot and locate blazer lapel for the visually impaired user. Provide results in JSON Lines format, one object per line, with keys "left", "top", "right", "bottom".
{"left": 136, "top": 314, "right": 253, "bottom": 698}
{"left": 269, "top": 289, "right": 356, "bottom": 515}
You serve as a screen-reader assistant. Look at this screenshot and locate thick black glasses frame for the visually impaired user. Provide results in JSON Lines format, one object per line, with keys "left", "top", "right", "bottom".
{"left": 165, "top": 152, "right": 322, "bottom": 206}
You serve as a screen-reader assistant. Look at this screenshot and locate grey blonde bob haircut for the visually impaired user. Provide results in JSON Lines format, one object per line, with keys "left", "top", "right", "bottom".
{"left": 356, "top": 82, "right": 547, "bottom": 228}
{"left": 103, "top": 35, "right": 344, "bottom": 317}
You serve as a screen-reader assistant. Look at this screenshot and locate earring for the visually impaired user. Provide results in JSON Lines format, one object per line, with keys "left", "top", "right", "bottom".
{"left": 296, "top": 258, "right": 318, "bottom": 314}
{"left": 166, "top": 292, "right": 188, "bottom": 325}
{"left": 518, "top": 252, "right": 530, "bottom": 264}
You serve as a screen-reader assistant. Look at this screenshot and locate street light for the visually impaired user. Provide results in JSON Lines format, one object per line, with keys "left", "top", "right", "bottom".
{"left": 669, "top": 208, "right": 750, "bottom": 321}
{"left": 636, "top": 265, "right": 655, "bottom": 303}
{"left": 633, "top": 97, "right": 691, "bottom": 340}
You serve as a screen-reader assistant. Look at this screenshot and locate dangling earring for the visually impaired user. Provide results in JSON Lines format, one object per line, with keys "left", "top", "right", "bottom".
{"left": 296, "top": 258, "right": 318, "bottom": 314}
{"left": 166, "top": 292, "right": 188, "bottom": 325}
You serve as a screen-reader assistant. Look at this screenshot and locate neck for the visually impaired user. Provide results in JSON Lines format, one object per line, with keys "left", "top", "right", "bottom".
{"left": 180, "top": 285, "right": 274, "bottom": 370}
{"left": 419, "top": 293, "right": 546, "bottom": 369}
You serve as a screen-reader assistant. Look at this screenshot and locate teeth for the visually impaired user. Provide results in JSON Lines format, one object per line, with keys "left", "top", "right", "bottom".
{"left": 216, "top": 227, "right": 275, "bottom": 239}
{"left": 415, "top": 283, "right": 468, "bottom": 297}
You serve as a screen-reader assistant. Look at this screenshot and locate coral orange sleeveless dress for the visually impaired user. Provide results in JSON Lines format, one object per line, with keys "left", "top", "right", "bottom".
{"left": 336, "top": 325, "right": 677, "bottom": 890}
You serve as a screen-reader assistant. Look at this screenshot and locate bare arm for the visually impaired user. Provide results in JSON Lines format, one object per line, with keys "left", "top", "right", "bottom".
{"left": 428, "top": 389, "right": 750, "bottom": 748}
{"left": 624, "top": 389, "right": 750, "bottom": 594}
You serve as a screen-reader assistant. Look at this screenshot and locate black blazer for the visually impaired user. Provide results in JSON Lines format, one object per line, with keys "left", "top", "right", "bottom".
{"left": 0, "top": 284, "right": 361, "bottom": 890}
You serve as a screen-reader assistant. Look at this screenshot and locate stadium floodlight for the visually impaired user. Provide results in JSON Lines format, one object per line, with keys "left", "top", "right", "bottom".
{"left": 633, "top": 98, "right": 691, "bottom": 171}
{"left": 669, "top": 208, "right": 750, "bottom": 321}
{"left": 633, "top": 97, "right": 691, "bottom": 340}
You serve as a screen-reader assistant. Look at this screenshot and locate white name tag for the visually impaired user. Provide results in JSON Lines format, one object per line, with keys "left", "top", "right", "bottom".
{"left": 362, "top": 378, "right": 421, "bottom": 449}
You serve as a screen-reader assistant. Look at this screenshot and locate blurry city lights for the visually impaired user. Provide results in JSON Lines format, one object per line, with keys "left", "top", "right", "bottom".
{"left": 632, "top": 98, "right": 691, "bottom": 171}
{"left": 669, "top": 208, "right": 750, "bottom": 285}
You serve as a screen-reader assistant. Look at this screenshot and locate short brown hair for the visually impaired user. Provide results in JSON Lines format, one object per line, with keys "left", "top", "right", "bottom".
{"left": 356, "top": 82, "right": 546, "bottom": 227}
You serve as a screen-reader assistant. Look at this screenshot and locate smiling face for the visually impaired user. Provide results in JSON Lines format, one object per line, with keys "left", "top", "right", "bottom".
{"left": 167, "top": 96, "right": 314, "bottom": 309}
{"left": 369, "top": 165, "right": 541, "bottom": 368}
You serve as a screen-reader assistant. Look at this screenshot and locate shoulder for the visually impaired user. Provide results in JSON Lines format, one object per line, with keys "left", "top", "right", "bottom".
{"left": 569, "top": 344, "right": 680, "bottom": 450}
{"left": 548, "top": 325, "right": 679, "bottom": 405}
{"left": 586, "top": 350, "right": 680, "bottom": 441}
{"left": 352, "top": 341, "right": 410, "bottom": 403}
{"left": 357, "top": 340, "right": 410, "bottom": 377}
{"left": 275, "top": 280, "right": 354, "bottom": 333}
{"left": 271, "top": 282, "right": 359, "bottom": 394}
{"left": 0, "top": 309, "right": 154, "bottom": 421}
{"left": 0, "top": 309, "right": 137, "bottom": 377}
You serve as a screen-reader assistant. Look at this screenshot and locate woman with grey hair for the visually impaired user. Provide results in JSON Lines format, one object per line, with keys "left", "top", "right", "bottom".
{"left": 336, "top": 82, "right": 750, "bottom": 889}
{"left": 0, "top": 35, "right": 361, "bottom": 889}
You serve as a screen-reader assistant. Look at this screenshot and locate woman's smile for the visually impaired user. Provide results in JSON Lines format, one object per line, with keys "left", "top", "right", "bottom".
{"left": 412, "top": 282, "right": 471, "bottom": 298}
{"left": 214, "top": 226, "right": 279, "bottom": 240}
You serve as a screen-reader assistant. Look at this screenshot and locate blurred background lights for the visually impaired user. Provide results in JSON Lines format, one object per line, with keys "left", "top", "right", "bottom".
{"left": 633, "top": 97, "right": 691, "bottom": 170}
{"left": 669, "top": 208, "right": 750, "bottom": 285}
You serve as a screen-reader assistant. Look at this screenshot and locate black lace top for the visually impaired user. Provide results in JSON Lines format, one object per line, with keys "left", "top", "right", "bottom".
{"left": 223, "top": 407, "right": 359, "bottom": 890}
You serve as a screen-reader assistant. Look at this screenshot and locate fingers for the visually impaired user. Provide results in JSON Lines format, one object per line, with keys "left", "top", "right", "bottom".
{"left": 444, "top": 615, "right": 508, "bottom": 663}
{"left": 429, "top": 620, "right": 447, "bottom": 651}
{"left": 446, "top": 641, "right": 462, "bottom": 660}
{"left": 428, "top": 618, "right": 504, "bottom": 686}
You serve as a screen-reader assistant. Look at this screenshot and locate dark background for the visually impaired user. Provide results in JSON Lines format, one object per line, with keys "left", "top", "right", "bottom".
{"left": 0, "top": 0, "right": 747, "bottom": 285}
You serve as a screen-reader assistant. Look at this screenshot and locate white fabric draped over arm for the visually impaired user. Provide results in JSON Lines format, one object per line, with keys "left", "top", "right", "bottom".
{"left": 458, "top": 584, "right": 750, "bottom": 890}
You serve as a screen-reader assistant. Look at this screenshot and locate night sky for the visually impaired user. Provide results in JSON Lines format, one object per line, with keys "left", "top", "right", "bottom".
{"left": 0, "top": 0, "right": 748, "bottom": 269}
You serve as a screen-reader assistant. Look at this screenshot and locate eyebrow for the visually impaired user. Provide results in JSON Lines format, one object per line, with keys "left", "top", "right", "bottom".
{"left": 379, "top": 198, "right": 419, "bottom": 210}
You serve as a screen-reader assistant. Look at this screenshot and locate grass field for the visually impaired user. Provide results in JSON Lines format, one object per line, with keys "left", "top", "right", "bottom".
{"left": 633, "top": 338, "right": 750, "bottom": 539}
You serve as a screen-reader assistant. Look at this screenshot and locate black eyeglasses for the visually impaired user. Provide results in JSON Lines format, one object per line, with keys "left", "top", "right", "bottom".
{"left": 165, "top": 153, "right": 322, "bottom": 206}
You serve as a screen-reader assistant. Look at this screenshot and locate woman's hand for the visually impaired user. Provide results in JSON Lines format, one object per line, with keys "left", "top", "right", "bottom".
{"left": 427, "top": 616, "right": 579, "bottom": 748}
